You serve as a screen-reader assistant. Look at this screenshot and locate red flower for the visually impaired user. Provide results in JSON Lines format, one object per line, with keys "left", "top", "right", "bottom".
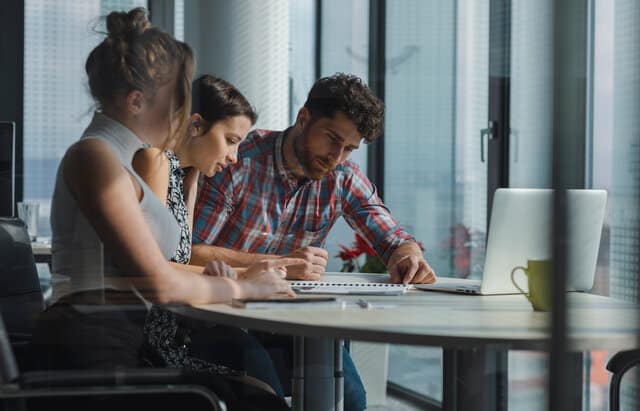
{"left": 337, "top": 233, "right": 378, "bottom": 260}
{"left": 355, "top": 234, "right": 377, "bottom": 257}
{"left": 337, "top": 244, "right": 361, "bottom": 261}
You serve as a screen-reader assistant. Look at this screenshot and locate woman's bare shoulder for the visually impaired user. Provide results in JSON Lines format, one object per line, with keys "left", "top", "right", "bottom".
{"left": 132, "top": 147, "right": 169, "bottom": 177}
{"left": 63, "top": 138, "right": 123, "bottom": 180}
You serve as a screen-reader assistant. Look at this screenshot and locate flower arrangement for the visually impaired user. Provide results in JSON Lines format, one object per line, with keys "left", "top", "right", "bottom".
{"left": 337, "top": 233, "right": 387, "bottom": 273}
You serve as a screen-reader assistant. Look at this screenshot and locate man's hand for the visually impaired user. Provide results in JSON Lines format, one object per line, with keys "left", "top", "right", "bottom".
{"left": 387, "top": 242, "right": 437, "bottom": 284}
{"left": 283, "top": 246, "right": 328, "bottom": 280}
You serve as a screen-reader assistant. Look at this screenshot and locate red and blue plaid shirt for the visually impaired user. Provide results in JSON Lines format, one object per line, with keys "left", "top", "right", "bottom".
{"left": 193, "top": 129, "right": 415, "bottom": 264}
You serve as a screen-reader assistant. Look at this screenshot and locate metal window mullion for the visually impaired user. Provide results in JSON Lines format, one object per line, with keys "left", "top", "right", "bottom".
{"left": 550, "top": 1, "right": 588, "bottom": 411}
{"left": 367, "top": 0, "right": 386, "bottom": 201}
{"left": 1, "top": 0, "right": 24, "bottom": 211}
{"left": 487, "top": 0, "right": 512, "bottom": 228}
{"left": 315, "top": 0, "right": 322, "bottom": 81}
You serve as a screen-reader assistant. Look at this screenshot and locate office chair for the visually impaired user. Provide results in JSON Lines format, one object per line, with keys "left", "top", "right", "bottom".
{"left": 0, "top": 217, "right": 45, "bottom": 370}
{"left": 0, "top": 312, "right": 226, "bottom": 411}
{"left": 0, "top": 217, "right": 227, "bottom": 410}
{"left": 606, "top": 349, "right": 640, "bottom": 411}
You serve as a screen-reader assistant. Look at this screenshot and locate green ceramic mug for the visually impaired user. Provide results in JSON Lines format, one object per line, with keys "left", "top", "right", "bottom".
{"left": 510, "top": 259, "right": 552, "bottom": 311}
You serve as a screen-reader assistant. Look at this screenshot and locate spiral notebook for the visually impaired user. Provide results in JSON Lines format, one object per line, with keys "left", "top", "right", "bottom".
{"left": 289, "top": 281, "right": 410, "bottom": 295}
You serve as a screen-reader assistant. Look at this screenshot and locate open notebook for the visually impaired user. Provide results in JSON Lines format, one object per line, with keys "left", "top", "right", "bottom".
{"left": 290, "top": 272, "right": 410, "bottom": 295}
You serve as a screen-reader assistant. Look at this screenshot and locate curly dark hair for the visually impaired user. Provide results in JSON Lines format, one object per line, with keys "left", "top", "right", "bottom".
{"left": 303, "top": 73, "right": 384, "bottom": 143}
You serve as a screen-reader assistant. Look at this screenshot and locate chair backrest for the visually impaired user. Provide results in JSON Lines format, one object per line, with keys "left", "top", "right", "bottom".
{"left": 0, "top": 313, "right": 19, "bottom": 384}
{"left": 0, "top": 217, "right": 44, "bottom": 334}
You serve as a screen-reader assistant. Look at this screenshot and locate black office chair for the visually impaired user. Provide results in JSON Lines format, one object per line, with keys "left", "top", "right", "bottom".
{"left": 0, "top": 217, "right": 45, "bottom": 370}
{"left": 0, "top": 311, "right": 227, "bottom": 411}
{"left": 0, "top": 217, "right": 227, "bottom": 410}
{"left": 606, "top": 349, "right": 640, "bottom": 411}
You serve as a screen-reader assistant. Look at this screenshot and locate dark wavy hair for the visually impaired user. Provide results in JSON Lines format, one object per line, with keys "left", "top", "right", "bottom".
{"left": 85, "top": 8, "right": 194, "bottom": 144}
{"left": 191, "top": 75, "right": 257, "bottom": 133}
{"left": 303, "top": 73, "right": 384, "bottom": 143}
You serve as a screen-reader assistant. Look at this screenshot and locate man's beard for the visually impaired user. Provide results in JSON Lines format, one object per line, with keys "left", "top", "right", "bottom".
{"left": 293, "top": 131, "right": 332, "bottom": 180}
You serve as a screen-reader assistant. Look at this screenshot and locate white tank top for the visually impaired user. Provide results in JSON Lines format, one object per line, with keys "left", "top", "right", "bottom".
{"left": 50, "top": 112, "right": 180, "bottom": 294}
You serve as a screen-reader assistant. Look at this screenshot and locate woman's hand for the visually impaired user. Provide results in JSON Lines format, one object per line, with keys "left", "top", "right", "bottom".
{"left": 237, "top": 258, "right": 306, "bottom": 299}
{"left": 202, "top": 260, "right": 238, "bottom": 279}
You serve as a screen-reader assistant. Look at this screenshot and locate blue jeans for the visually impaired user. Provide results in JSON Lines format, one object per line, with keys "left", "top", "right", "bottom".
{"left": 341, "top": 346, "right": 368, "bottom": 411}
{"left": 251, "top": 332, "right": 367, "bottom": 411}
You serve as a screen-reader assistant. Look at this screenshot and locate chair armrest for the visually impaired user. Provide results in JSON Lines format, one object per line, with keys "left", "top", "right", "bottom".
{"left": 7, "top": 369, "right": 226, "bottom": 410}
{"left": 606, "top": 349, "right": 640, "bottom": 375}
{"left": 0, "top": 384, "right": 224, "bottom": 410}
{"left": 20, "top": 368, "right": 191, "bottom": 388}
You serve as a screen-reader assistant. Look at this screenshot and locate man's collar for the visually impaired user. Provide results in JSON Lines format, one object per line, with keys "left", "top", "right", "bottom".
{"left": 274, "top": 128, "right": 298, "bottom": 190}
{"left": 275, "top": 127, "right": 309, "bottom": 189}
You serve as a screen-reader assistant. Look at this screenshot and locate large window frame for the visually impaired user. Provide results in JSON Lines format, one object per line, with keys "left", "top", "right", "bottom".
{"left": 7, "top": 1, "right": 638, "bottom": 409}
{"left": 1, "top": 0, "right": 25, "bottom": 213}
{"left": 364, "top": 0, "right": 513, "bottom": 408}
{"left": 359, "top": 0, "right": 595, "bottom": 409}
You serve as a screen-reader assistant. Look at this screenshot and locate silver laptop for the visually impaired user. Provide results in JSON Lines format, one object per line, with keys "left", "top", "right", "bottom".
{"left": 416, "top": 188, "right": 607, "bottom": 295}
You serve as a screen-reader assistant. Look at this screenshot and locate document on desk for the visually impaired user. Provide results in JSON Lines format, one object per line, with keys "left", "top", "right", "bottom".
{"left": 290, "top": 281, "right": 410, "bottom": 295}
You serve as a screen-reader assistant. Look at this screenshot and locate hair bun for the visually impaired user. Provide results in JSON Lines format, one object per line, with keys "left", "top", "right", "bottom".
{"left": 106, "top": 7, "right": 151, "bottom": 38}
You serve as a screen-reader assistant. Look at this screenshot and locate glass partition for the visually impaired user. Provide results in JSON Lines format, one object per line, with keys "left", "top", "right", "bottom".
{"left": 23, "top": 0, "right": 147, "bottom": 237}
{"left": 590, "top": 0, "right": 640, "bottom": 409}
{"left": 384, "top": 0, "right": 490, "bottom": 402}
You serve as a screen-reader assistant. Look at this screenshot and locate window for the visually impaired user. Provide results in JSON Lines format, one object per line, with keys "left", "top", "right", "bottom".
{"left": 509, "top": 0, "right": 553, "bottom": 188}
{"left": 23, "top": 0, "right": 147, "bottom": 237}
{"left": 590, "top": 0, "right": 640, "bottom": 409}
{"left": 384, "top": 0, "right": 489, "bottom": 401}
{"left": 18, "top": 1, "right": 639, "bottom": 409}
{"left": 289, "top": 0, "right": 316, "bottom": 124}
{"left": 173, "top": 0, "right": 184, "bottom": 41}
{"left": 320, "top": 0, "right": 370, "bottom": 272}
{"left": 506, "top": 1, "right": 555, "bottom": 409}
{"left": 592, "top": 0, "right": 640, "bottom": 304}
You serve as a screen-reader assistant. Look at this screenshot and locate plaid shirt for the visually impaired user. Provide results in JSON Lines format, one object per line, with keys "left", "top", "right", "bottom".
{"left": 193, "top": 129, "right": 414, "bottom": 264}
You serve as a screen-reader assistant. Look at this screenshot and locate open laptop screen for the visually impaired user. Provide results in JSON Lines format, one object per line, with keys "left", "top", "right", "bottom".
{"left": 0, "top": 121, "right": 15, "bottom": 217}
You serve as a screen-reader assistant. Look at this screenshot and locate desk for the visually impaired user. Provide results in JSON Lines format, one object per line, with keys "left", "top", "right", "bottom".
{"left": 173, "top": 275, "right": 640, "bottom": 411}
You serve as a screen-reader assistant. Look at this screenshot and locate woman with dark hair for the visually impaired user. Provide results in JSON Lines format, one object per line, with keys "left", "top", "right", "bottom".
{"left": 133, "top": 74, "right": 258, "bottom": 269}
{"left": 35, "top": 8, "right": 295, "bottom": 411}
{"left": 132, "top": 74, "right": 289, "bottom": 396}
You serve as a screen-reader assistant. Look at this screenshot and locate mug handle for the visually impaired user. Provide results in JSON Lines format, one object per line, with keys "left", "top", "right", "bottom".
{"left": 511, "top": 266, "right": 529, "bottom": 296}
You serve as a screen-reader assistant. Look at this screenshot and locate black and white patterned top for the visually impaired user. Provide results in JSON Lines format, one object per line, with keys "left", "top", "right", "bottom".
{"left": 164, "top": 150, "right": 191, "bottom": 264}
{"left": 141, "top": 150, "right": 238, "bottom": 376}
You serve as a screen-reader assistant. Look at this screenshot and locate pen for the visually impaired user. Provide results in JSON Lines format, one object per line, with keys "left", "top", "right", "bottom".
{"left": 355, "top": 299, "right": 399, "bottom": 309}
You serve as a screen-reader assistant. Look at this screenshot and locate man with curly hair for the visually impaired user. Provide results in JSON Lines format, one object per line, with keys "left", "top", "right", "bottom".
{"left": 192, "top": 73, "right": 435, "bottom": 284}
{"left": 190, "top": 73, "right": 436, "bottom": 410}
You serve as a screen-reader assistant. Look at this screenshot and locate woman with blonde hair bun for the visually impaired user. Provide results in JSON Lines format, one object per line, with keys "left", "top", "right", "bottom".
{"left": 33, "top": 8, "right": 295, "bottom": 411}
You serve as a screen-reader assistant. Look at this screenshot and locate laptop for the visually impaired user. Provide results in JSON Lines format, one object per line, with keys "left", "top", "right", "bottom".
{"left": 416, "top": 188, "right": 607, "bottom": 295}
